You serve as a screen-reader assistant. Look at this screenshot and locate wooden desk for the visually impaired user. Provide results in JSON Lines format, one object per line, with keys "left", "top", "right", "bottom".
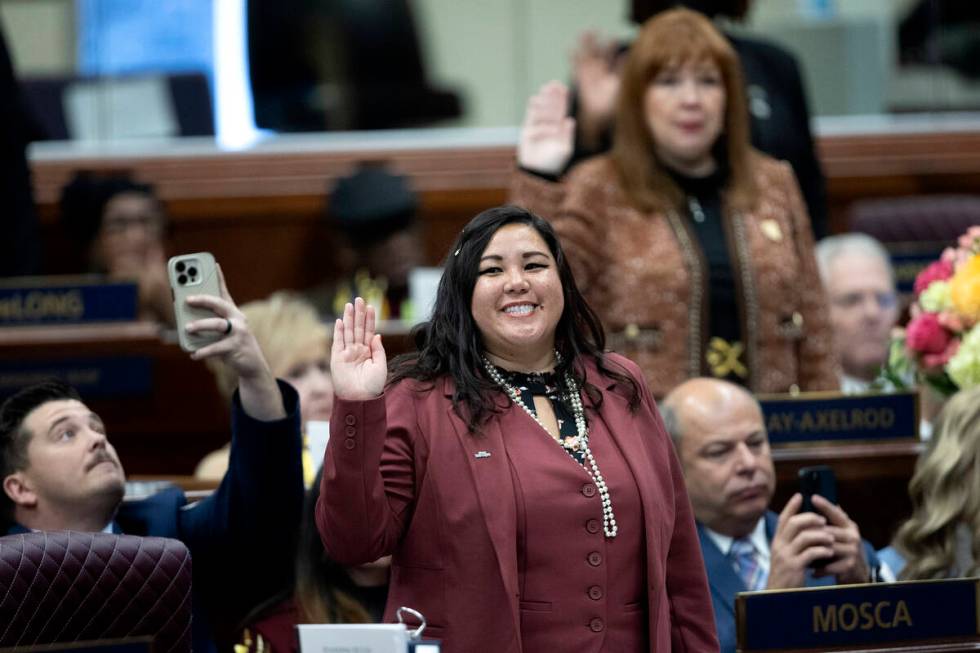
{"left": 0, "top": 322, "right": 230, "bottom": 475}
{"left": 772, "top": 440, "right": 923, "bottom": 549}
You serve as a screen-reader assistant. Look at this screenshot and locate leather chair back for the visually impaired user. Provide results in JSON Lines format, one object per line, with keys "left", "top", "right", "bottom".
{"left": 0, "top": 531, "right": 191, "bottom": 652}
{"left": 849, "top": 195, "right": 980, "bottom": 243}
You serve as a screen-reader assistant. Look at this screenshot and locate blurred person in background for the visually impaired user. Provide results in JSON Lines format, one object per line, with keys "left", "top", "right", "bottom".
{"left": 816, "top": 233, "right": 900, "bottom": 393}
{"left": 59, "top": 172, "right": 173, "bottom": 325}
{"left": 879, "top": 386, "right": 980, "bottom": 579}
{"left": 306, "top": 164, "right": 425, "bottom": 321}
{"left": 198, "top": 291, "right": 333, "bottom": 485}
{"left": 513, "top": 8, "right": 837, "bottom": 399}
{"left": 568, "top": 0, "right": 827, "bottom": 237}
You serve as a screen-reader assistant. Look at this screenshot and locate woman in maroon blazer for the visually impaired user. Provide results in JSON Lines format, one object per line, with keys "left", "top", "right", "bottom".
{"left": 317, "top": 206, "right": 718, "bottom": 652}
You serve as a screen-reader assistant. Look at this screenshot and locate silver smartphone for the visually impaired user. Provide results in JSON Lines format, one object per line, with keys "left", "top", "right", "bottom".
{"left": 168, "top": 252, "right": 222, "bottom": 352}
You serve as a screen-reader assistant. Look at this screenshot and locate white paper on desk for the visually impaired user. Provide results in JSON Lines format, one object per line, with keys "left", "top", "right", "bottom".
{"left": 307, "top": 420, "right": 330, "bottom": 472}
{"left": 297, "top": 623, "right": 408, "bottom": 653}
{"left": 408, "top": 267, "right": 442, "bottom": 325}
{"left": 64, "top": 76, "right": 178, "bottom": 141}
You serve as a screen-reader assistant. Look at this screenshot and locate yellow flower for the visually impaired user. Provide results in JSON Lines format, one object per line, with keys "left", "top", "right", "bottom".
{"left": 950, "top": 254, "right": 980, "bottom": 324}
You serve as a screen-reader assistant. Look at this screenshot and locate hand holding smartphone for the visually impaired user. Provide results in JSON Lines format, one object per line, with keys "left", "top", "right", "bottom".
{"left": 168, "top": 252, "right": 223, "bottom": 352}
{"left": 799, "top": 465, "right": 838, "bottom": 569}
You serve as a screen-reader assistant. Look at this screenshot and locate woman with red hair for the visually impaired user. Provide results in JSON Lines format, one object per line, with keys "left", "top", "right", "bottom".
{"left": 513, "top": 7, "right": 837, "bottom": 399}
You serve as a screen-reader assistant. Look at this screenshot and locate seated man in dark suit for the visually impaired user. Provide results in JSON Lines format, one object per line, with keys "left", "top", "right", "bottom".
{"left": 661, "top": 378, "right": 884, "bottom": 653}
{"left": 0, "top": 270, "right": 304, "bottom": 653}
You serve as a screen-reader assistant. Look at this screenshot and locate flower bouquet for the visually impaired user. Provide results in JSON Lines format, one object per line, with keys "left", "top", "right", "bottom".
{"left": 882, "top": 226, "right": 980, "bottom": 396}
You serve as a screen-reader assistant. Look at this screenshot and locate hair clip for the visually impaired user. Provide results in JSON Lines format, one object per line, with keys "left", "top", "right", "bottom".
{"left": 454, "top": 248, "right": 461, "bottom": 257}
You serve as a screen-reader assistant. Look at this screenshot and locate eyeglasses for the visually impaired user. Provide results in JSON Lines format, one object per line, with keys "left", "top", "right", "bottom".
{"left": 830, "top": 291, "right": 898, "bottom": 311}
{"left": 101, "top": 214, "right": 163, "bottom": 235}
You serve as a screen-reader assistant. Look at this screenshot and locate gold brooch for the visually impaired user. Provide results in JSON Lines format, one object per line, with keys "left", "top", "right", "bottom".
{"left": 706, "top": 337, "right": 748, "bottom": 378}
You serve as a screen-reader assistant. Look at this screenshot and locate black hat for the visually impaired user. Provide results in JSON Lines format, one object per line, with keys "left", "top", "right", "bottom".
{"left": 327, "top": 164, "right": 418, "bottom": 247}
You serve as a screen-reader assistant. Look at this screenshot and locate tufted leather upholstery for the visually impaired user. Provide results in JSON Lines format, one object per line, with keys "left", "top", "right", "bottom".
{"left": 849, "top": 195, "right": 980, "bottom": 243}
{"left": 0, "top": 531, "right": 192, "bottom": 652}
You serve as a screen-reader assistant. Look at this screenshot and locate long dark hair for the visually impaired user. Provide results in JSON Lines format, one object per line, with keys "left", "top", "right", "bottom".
{"left": 389, "top": 205, "right": 639, "bottom": 433}
{"left": 59, "top": 171, "right": 160, "bottom": 246}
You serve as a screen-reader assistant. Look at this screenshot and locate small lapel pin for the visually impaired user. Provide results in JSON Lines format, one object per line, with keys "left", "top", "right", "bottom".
{"left": 474, "top": 451, "right": 491, "bottom": 459}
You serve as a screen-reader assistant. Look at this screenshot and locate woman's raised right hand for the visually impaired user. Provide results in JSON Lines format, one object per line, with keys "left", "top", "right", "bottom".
{"left": 331, "top": 297, "right": 387, "bottom": 400}
{"left": 517, "top": 81, "right": 575, "bottom": 176}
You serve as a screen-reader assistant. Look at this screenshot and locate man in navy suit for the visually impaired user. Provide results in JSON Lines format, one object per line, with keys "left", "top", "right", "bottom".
{"left": 662, "top": 378, "right": 882, "bottom": 653}
{"left": 0, "top": 272, "right": 304, "bottom": 652}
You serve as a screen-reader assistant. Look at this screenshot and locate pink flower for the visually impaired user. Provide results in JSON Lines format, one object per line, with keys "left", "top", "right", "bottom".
{"left": 922, "top": 339, "right": 960, "bottom": 369}
{"left": 907, "top": 313, "right": 953, "bottom": 357}
{"left": 958, "top": 226, "right": 980, "bottom": 253}
{"left": 914, "top": 259, "right": 954, "bottom": 296}
{"left": 938, "top": 311, "right": 966, "bottom": 333}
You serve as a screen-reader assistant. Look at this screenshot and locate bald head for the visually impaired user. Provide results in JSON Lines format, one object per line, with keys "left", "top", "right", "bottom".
{"left": 663, "top": 378, "right": 774, "bottom": 537}
{"left": 662, "top": 378, "right": 760, "bottom": 442}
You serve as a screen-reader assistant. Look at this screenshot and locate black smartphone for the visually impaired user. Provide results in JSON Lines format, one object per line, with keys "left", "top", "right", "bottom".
{"left": 799, "top": 465, "right": 838, "bottom": 569}
{"left": 799, "top": 465, "right": 838, "bottom": 514}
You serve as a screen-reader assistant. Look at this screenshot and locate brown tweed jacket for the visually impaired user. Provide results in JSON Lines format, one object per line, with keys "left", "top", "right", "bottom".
{"left": 511, "top": 153, "right": 839, "bottom": 399}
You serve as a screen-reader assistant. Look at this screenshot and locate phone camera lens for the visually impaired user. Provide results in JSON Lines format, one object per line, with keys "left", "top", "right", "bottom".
{"left": 188, "top": 266, "right": 198, "bottom": 277}
{"left": 176, "top": 261, "right": 186, "bottom": 272}
{"left": 178, "top": 274, "right": 188, "bottom": 285}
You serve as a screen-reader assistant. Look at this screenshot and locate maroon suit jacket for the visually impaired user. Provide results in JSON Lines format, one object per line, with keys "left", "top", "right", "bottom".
{"left": 316, "top": 353, "right": 718, "bottom": 652}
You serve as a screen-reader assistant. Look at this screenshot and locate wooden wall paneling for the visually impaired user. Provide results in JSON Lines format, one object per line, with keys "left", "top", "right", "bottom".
{"left": 818, "top": 131, "right": 980, "bottom": 233}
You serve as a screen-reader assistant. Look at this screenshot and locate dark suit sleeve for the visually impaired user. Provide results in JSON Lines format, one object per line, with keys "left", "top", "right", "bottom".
{"left": 774, "top": 49, "right": 828, "bottom": 240}
{"left": 732, "top": 34, "right": 827, "bottom": 239}
{"left": 176, "top": 380, "right": 304, "bottom": 624}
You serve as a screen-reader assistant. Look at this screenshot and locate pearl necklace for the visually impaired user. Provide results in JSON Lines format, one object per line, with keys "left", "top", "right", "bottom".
{"left": 482, "top": 355, "right": 618, "bottom": 538}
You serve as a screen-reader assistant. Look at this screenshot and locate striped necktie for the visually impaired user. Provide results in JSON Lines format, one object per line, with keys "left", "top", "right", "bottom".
{"left": 730, "top": 537, "right": 766, "bottom": 591}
